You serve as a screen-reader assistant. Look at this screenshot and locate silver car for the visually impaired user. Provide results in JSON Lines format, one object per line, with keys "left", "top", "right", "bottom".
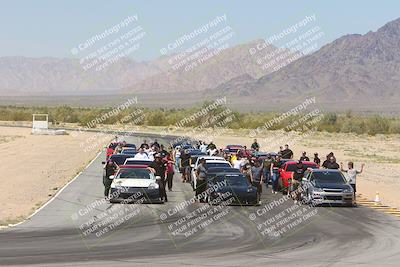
{"left": 301, "top": 169, "right": 355, "bottom": 206}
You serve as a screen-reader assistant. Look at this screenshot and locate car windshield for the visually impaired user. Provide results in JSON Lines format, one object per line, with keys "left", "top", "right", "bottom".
{"left": 110, "top": 155, "right": 129, "bottom": 165}
{"left": 125, "top": 160, "right": 152, "bottom": 166}
{"left": 207, "top": 167, "right": 240, "bottom": 174}
{"left": 122, "top": 149, "right": 136, "bottom": 154}
{"left": 117, "top": 169, "right": 154, "bottom": 179}
{"left": 313, "top": 172, "right": 346, "bottom": 184}
{"left": 286, "top": 163, "right": 317, "bottom": 172}
{"left": 124, "top": 144, "right": 136, "bottom": 148}
{"left": 206, "top": 162, "right": 231, "bottom": 168}
{"left": 212, "top": 174, "right": 249, "bottom": 186}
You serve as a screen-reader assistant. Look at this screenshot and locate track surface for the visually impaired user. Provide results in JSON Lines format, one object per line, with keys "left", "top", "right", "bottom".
{"left": 1, "top": 136, "right": 400, "bottom": 267}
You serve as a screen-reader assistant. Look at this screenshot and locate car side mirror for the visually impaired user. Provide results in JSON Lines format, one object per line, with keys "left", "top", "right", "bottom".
{"left": 109, "top": 175, "right": 115, "bottom": 179}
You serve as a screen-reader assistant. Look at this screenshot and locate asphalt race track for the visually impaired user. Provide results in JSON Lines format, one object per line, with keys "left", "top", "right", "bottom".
{"left": 1, "top": 136, "right": 400, "bottom": 267}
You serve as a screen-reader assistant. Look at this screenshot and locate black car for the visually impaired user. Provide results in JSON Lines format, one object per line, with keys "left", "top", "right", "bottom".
{"left": 206, "top": 173, "right": 259, "bottom": 206}
{"left": 123, "top": 143, "right": 137, "bottom": 149}
{"left": 206, "top": 167, "right": 241, "bottom": 181}
{"left": 108, "top": 154, "right": 132, "bottom": 166}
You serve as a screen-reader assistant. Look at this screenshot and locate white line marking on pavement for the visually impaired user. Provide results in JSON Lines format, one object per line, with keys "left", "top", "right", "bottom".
{"left": 6, "top": 150, "right": 103, "bottom": 228}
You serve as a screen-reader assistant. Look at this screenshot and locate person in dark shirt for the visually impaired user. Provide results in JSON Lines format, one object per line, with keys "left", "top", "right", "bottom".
{"left": 299, "top": 151, "right": 310, "bottom": 161}
{"left": 159, "top": 144, "right": 169, "bottom": 158}
{"left": 291, "top": 161, "right": 305, "bottom": 203}
{"left": 251, "top": 159, "right": 264, "bottom": 203}
{"left": 281, "top": 144, "right": 293, "bottom": 159}
{"left": 325, "top": 156, "right": 340, "bottom": 169}
{"left": 103, "top": 160, "right": 118, "bottom": 198}
{"left": 140, "top": 139, "right": 149, "bottom": 149}
{"left": 195, "top": 158, "right": 208, "bottom": 201}
{"left": 251, "top": 139, "right": 260, "bottom": 151}
{"left": 322, "top": 152, "right": 335, "bottom": 168}
{"left": 180, "top": 150, "right": 191, "bottom": 182}
{"left": 148, "top": 154, "right": 168, "bottom": 202}
{"left": 152, "top": 139, "right": 160, "bottom": 150}
{"left": 207, "top": 141, "right": 216, "bottom": 150}
{"left": 313, "top": 153, "right": 321, "bottom": 165}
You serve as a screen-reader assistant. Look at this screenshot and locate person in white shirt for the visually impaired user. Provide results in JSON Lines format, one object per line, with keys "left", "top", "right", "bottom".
{"left": 134, "top": 148, "right": 150, "bottom": 160}
{"left": 199, "top": 141, "right": 207, "bottom": 153}
{"left": 232, "top": 155, "right": 242, "bottom": 169}
{"left": 207, "top": 147, "right": 218, "bottom": 156}
{"left": 340, "top": 161, "right": 364, "bottom": 202}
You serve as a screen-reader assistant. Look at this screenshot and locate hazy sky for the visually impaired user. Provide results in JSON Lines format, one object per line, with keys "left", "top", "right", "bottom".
{"left": 1, "top": 0, "right": 399, "bottom": 61}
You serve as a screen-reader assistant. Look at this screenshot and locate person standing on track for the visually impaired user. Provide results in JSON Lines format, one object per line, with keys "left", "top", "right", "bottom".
{"left": 173, "top": 146, "right": 181, "bottom": 171}
{"left": 165, "top": 153, "right": 175, "bottom": 191}
{"left": 281, "top": 144, "right": 293, "bottom": 159}
{"left": 291, "top": 161, "right": 305, "bottom": 204}
{"left": 103, "top": 160, "right": 118, "bottom": 199}
{"left": 180, "top": 149, "right": 191, "bottom": 183}
{"left": 325, "top": 156, "right": 340, "bottom": 169}
{"left": 299, "top": 151, "right": 310, "bottom": 161}
{"left": 313, "top": 153, "right": 321, "bottom": 165}
{"left": 340, "top": 161, "right": 364, "bottom": 201}
{"left": 195, "top": 158, "right": 208, "bottom": 202}
{"left": 148, "top": 153, "right": 168, "bottom": 202}
{"left": 251, "top": 139, "right": 260, "bottom": 151}
{"left": 263, "top": 154, "right": 273, "bottom": 189}
{"left": 251, "top": 159, "right": 264, "bottom": 204}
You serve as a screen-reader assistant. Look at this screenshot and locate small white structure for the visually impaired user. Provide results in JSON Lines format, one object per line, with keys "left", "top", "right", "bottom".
{"left": 32, "top": 114, "right": 67, "bottom": 135}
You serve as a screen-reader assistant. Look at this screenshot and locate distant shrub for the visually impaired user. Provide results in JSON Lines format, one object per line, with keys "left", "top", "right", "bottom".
{"left": 0, "top": 105, "right": 399, "bottom": 135}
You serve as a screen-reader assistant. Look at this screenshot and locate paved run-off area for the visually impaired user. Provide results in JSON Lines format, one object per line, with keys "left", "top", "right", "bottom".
{"left": 1, "top": 136, "right": 400, "bottom": 267}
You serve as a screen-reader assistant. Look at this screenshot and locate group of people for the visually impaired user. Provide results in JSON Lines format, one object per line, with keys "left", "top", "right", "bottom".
{"left": 103, "top": 138, "right": 365, "bottom": 204}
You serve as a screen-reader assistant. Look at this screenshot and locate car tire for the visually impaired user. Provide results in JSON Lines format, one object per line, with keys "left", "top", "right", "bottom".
{"left": 109, "top": 199, "right": 118, "bottom": 204}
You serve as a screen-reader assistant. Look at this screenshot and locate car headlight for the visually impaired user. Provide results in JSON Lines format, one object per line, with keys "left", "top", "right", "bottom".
{"left": 343, "top": 187, "right": 353, "bottom": 193}
{"left": 313, "top": 187, "right": 323, "bottom": 193}
{"left": 148, "top": 183, "right": 159, "bottom": 190}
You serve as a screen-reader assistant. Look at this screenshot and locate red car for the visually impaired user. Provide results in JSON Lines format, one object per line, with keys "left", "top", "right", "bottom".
{"left": 224, "top": 145, "right": 245, "bottom": 155}
{"left": 278, "top": 161, "right": 319, "bottom": 193}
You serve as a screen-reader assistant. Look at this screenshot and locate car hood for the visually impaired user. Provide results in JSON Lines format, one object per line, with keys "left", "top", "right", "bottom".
{"left": 314, "top": 182, "right": 349, "bottom": 190}
{"left": 216, "top": 185, "right": 253, "bottom": 193}
{"left": 112, "top": 178, "right": 155, "bottom": 188}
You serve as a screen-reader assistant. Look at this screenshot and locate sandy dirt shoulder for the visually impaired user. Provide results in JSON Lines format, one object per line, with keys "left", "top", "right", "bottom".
{"left": 0, "top": 126, "right": 112, "bottom": 225}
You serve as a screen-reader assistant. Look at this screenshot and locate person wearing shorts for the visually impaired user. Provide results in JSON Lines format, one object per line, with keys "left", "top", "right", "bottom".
{"left": 291, "top": 161, "right": 305, "bottom": 204}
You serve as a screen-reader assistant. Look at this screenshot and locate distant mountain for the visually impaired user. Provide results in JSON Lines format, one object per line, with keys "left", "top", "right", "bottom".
{"left": 214, "top": 18, "right": 400, "bottom": 111}
{"left": 122, "top": 41, "right": 280, "bottom": 93}
{"left": 1, "top": 18, "right": 400, "bottom": 112}
{"left": 0, "top": 40, "right": 279, "bottom": 96}
{"left": 0, "top": 57, "right": 161, "bottom": 95}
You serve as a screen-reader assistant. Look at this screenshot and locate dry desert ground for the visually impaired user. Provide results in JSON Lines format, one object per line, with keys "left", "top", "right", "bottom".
{"left": 0, "top": 126, "right": 112, "bottom": 225}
